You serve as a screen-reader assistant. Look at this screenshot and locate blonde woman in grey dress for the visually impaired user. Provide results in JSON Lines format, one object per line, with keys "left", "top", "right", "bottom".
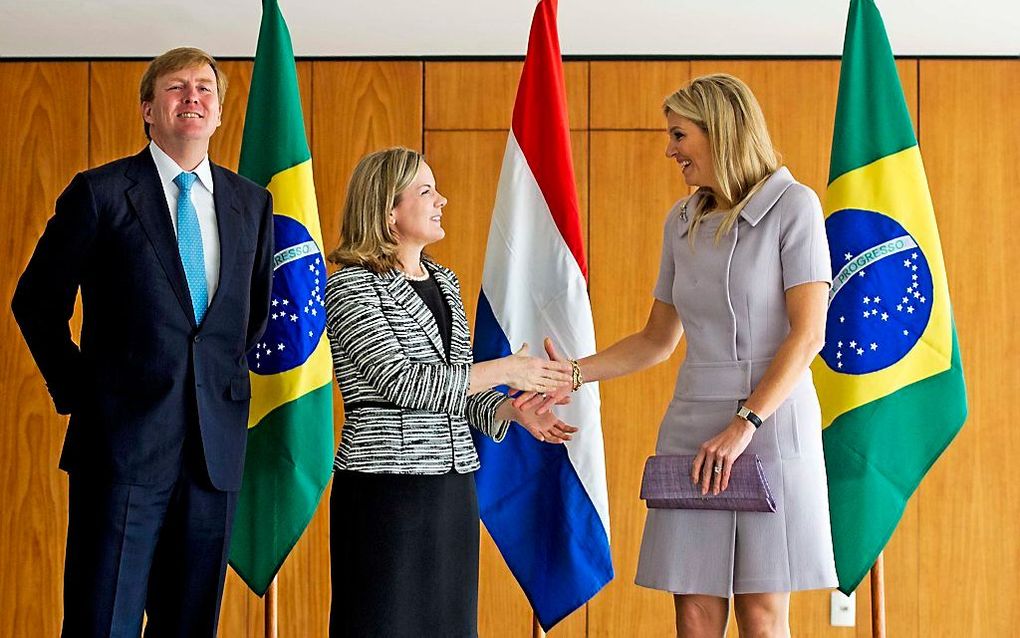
{"left": 518, "top": 74, "right": 837, "bottom": 636}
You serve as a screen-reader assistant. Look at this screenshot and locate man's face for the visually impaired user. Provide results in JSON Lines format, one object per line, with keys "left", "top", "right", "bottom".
{"left": 142, "top": 64, "right": 222, "bottom": 146}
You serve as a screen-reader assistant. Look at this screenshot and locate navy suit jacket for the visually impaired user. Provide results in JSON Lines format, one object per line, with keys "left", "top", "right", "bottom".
{"left": 12, "top": 148, "right": 274, "bottom": 491}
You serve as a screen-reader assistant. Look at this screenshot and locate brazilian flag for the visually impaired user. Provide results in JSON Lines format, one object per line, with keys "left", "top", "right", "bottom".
{"left": 812, "top": 0, "right": 968, "bottom": 594}
{"left": 227, "top": 0, "right": 335, "bottom": 595}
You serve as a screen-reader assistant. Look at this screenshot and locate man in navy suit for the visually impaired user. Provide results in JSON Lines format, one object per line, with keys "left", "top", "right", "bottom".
{"left": 12, "top": 47, "right": 274, "bottom": 637}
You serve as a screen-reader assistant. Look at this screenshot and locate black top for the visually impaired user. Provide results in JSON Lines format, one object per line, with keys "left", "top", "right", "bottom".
{"left": 409, "top": 274, "right": 452, "bottom": 358}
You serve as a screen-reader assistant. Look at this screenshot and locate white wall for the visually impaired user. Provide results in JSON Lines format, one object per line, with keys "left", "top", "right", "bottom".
{"left": 1, "top": 0, "right": 1017, "bottom": 58}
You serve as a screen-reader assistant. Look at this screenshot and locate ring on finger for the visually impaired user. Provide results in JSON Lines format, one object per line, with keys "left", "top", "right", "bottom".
{"left": 713, "top": 463, "right": 723, "bottom": 474}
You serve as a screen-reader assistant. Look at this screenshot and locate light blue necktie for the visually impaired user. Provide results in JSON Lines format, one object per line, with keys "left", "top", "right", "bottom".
{"left": 173, "top": 172, "right": 208, "bottom": 323}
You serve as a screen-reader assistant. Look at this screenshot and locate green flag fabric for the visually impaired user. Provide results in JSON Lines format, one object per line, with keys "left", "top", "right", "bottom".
{"left": 227, "top": 0, "right": 335, "bottom": 596}
{"left": 811, "top": 0, "right": 968, "bottom": 594}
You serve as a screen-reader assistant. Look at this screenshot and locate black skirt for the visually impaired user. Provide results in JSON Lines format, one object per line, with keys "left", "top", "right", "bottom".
{"left": 329, "top": 470, "right": 479, "bottom": 638}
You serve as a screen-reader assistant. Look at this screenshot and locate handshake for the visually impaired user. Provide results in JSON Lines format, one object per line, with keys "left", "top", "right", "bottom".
{"left": 494, "top": 337, "right": 583, "bottom": 445}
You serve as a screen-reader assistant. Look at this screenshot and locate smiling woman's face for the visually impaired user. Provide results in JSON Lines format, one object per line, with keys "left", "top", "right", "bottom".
{"left": 664, "top": 111, "right": 718, "bottom": 193}
{"left": 390, "top": 161, "right": 448, "bottom": 248}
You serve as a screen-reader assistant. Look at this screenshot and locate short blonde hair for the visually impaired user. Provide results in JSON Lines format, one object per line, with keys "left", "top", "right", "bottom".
{"left": 139, "top": 47, "right": 227, "bottom": 139}
{"left": 328, "top": 147, "right": 424, "bottom": 273}
{"left": 663, "top": 73, "right": 780, "bottom": 244}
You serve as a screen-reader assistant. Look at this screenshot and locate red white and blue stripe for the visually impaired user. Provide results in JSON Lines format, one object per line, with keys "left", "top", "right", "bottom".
{"left": 472, "top": 0, "right": 613, "bottom": 630}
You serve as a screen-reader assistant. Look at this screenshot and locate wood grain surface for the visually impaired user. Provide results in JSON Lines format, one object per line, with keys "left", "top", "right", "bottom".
{"left": 0, "top": 61, "right": 88, "bottom": 638}
{"left": 917, "top": 59, "right": 1020, "bottom": 638}
{"left": 425, "top": 61, "right": 589, "bottom": 131}
{"left": 0, "top": 57, "right": 1015, "bottom": 637}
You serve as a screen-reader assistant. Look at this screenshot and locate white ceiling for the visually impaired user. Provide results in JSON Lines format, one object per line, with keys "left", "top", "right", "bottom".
{"left": 1, "top": 0, "right": 1017, "bottom": 58}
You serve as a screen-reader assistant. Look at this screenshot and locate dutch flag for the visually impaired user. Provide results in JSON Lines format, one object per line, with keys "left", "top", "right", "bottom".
{"left": 472, "top": 0, "right": 614, "bottom": 630}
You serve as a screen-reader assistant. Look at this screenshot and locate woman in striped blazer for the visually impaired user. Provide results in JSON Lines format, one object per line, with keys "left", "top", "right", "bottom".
{"left": 324, "top": 147, "right": 576, "bottom": 638}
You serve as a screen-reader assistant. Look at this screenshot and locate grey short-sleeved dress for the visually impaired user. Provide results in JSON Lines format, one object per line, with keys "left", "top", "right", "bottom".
{"left": 635, "top": 167, "right": 838, "bottom": 597}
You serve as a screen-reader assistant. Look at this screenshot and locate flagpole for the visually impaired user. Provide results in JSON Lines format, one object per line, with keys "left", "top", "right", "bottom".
{"left": 870, "top": 553, "right": 886, "bottom": 638}
{"left": 532, "top": 613, "right": 545, "bottom": 638}
{"left": 264, "top": 576, "right": 278, "bottom": 638}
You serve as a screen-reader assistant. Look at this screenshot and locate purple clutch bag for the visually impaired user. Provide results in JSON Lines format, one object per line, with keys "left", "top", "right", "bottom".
{"left": 639, "top": 454, "right": 776, "bottom": 512}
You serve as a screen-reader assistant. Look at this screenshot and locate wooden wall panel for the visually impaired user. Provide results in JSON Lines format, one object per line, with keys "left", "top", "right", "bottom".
{"left": 89, "top": 62, "right": 150, "bottom": 166}
{"left": 918, "top": 59, "right": 1020, "bottom": 638}
{"left": 312, "top": 61, "right": 423, "bottom": 263}
{"left": 0, "top": 61, "right": 88, "bottom": 638}
{"left": 686, "top": 60, "right": 918, "bottom": 198}
{"left": 590, "top": 61, "right": 691, "bottom": 130}
{"left": 689, "top": 60, "right": 840, "bottom": 196}
{"left": 1, "top": 57, "right": 1018, "bottom": 638}
{"left": 425, "top": 61, "right": 588, "bottom": 130}
{"left": 587, "top": 130, "right": 688, "bottom": 637}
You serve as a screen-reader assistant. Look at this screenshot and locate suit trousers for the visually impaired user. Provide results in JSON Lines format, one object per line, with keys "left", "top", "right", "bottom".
{"left": 61, "top": 431, "right": 238, "bottom": 638}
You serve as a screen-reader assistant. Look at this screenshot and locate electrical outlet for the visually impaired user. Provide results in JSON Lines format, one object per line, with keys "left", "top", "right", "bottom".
{"left": 830, "top": 590, "right": 856, "bottom": 627}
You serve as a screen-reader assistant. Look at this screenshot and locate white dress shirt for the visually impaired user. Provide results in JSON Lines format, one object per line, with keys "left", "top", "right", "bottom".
{"left": 149, "top": 141, "right": 221, "bottom": 302}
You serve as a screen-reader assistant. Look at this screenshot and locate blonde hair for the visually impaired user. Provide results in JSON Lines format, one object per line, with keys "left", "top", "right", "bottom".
{"left": 139, "top": 47, "right": 228, "bottom": 140}
{"left": 328, "top": 147, "right": 424, "bottom": 273}
{"left": 663, "top": 73, "right": 780, "bottom": 244}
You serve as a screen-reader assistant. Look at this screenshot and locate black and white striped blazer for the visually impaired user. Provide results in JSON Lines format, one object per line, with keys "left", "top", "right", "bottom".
{"left": 324, "top": 257, "right": 509, "bottom": 474}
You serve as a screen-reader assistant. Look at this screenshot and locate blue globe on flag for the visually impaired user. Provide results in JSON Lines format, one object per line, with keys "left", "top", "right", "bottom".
{"left": 248, "top": 215, "right": 327, "bottom": 375}
{"left": 821, "top": 209, "right": 933, "bottom": 375}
